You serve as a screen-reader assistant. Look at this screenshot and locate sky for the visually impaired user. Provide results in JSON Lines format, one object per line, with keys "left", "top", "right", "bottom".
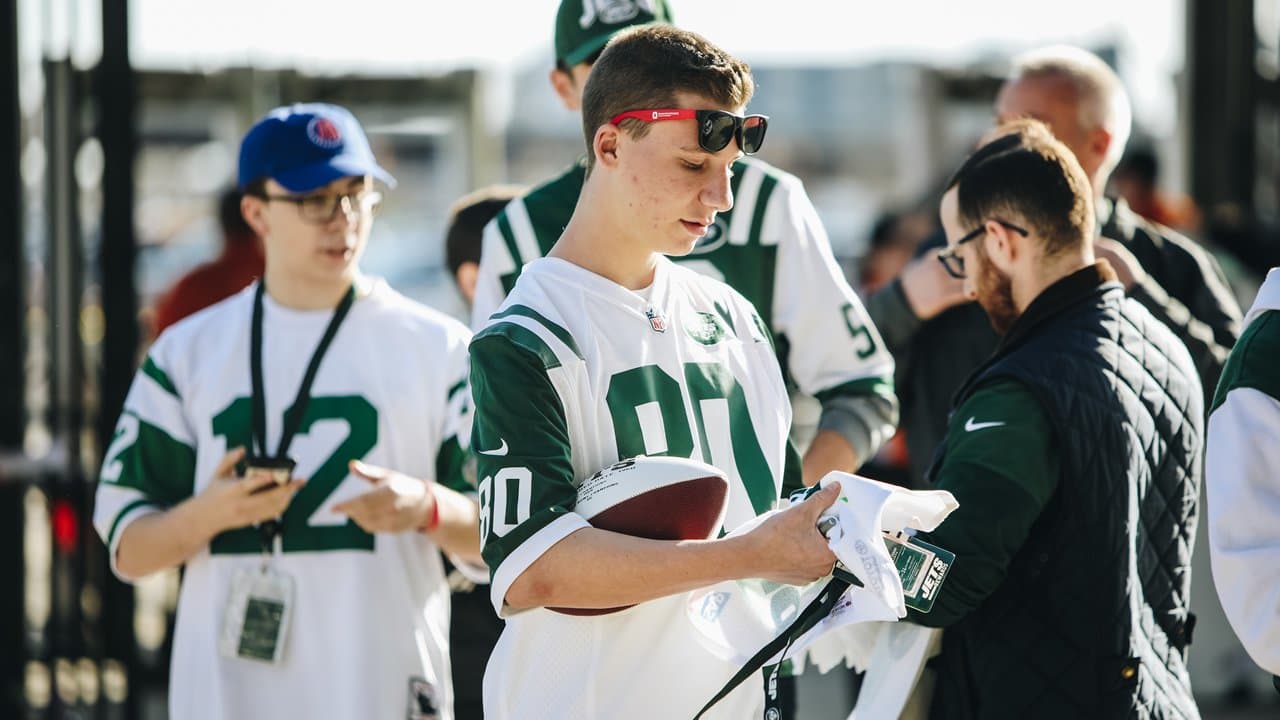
{"left": 121, "top": 1, "right": 1183, "bottom": 74}
{"left": 25, "top": 0, "right": 1186, "bottom": 133}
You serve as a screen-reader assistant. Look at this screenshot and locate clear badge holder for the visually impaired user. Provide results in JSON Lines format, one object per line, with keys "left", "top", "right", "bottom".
{"left": 880, "top": 531, "right": 954, "bottom": 614}
{"left": 219, "top": 535, "right": 294, "bottom": 665}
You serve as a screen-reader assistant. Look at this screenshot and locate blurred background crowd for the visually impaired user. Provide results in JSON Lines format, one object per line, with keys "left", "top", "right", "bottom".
{"left": 3, "top": 1, "right": 1280, "bottom": 718}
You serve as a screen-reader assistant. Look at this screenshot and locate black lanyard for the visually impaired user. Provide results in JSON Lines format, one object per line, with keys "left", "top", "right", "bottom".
{"left": 694, "top": 574, "right": 855, "bottom": 720}
{"left": 249, "top": 281, "right": 356, "bottom": 548}
{"left": 250, "top": 280, "right": 356, "bottom": 460}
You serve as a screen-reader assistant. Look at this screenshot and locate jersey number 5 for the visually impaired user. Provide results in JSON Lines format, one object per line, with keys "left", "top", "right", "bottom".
{"left": 209, "top": 395, "right": 378, "bottom": 554}
{"left": 841, "top": 302, "right": 878, "bottom": 360}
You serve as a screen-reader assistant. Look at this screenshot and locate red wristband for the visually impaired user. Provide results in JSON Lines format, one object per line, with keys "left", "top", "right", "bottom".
{"left": 421, "top": 492, "right": 440, "bottom": 534}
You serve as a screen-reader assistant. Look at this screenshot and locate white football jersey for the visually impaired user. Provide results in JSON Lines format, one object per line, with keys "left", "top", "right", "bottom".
{"left": 472, "top": 157, "right": 896, "bottom": 463}
{"left": 93, "top": 279, "right": 472, "bottom": 720}
{"left": 470, "top": 257, "right": 792, "bottom": 719}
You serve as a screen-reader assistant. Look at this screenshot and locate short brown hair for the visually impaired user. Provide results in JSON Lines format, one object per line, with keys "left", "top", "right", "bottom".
{"left": 444, "top": 185, "right": 524, "bottom": 277}
{"left": 947, "top": 118, "right": 1094, "bottom": 257}
{"left": 580, "top": 25, "right": 754, "bottom": 172}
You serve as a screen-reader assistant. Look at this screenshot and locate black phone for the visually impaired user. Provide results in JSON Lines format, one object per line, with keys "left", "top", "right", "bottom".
{"left": 240, "top": 456, "right": 296, "bottom": 492}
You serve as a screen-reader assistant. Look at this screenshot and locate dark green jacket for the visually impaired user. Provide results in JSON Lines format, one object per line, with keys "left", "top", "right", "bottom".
{"left": 916, "top": 263, "right": 1203, "bottom": 720}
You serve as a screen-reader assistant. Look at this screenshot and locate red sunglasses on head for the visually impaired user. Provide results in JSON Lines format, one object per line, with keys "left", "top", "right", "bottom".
{"left": 609, "top": 109, "right": 769, "bottom": 155}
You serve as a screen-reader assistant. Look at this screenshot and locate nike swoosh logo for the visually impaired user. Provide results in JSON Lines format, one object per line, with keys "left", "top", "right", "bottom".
{"left": 478, "top": 439, "right": 509, "bottom": 456}
{"left": 964, "top": 417, "right": 1006, "bottom": 432}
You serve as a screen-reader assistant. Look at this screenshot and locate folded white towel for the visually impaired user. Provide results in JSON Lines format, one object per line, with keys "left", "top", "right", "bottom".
{"left": 685, "top": 472, "right": 957, "bottom": 672}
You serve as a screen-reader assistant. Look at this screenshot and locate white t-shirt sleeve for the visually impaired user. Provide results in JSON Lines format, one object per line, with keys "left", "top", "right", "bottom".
{"left": 1207, "top": 386, "right": 1280, "bottom": 675}
{"left": 92, "top": 333, "right": 198, "bottom": 581}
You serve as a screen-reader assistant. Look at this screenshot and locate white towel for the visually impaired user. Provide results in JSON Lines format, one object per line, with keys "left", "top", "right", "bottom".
{"left": 686, "top": 472, "right": 957, "bottom": 670}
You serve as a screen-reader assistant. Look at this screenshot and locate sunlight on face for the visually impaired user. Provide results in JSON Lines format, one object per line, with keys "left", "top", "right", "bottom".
{"left": 613, "top": 92, "right": 745, "bottom": 258}
{"left": 259, "top": 175, "right": 375, "bottom": 287}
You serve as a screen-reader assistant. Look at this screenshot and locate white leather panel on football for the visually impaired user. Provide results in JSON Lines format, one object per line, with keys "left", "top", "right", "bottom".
{"left": 548, "top": 456, "right": 730, "bottom": 617}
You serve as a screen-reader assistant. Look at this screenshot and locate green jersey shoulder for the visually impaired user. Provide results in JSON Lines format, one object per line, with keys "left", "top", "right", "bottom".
{"left": 475, "top": 157, "right": 792, "bottom": 315}
{"left": 1212, "top": 309, "right": 1280, "bottom": 413}
{"left": 472, "top": 155, "right": 896, "bottom": 461}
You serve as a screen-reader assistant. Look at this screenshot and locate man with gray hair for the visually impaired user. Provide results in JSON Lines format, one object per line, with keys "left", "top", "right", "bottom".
{"left": 997, "top": 46, "right": 1238, "bottom": 387}
{"left": 998, "top": 46, "right": 1133, "bottom": 195}
{"left": 866, "top": 45, "right": 1240, "bottom": 487}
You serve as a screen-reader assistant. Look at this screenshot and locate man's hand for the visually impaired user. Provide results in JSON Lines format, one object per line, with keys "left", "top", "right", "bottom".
{"left": 1094, "top": 236, "right": 1146, "bottom": 290}
{"left": 333, "top": 460, "right": 436, "bottom": 534}
{"left": 899, "top": 254, "right": 970, "bottom": 320}
{"left": 189, "top": 446, "right": 305, "bottom": 537}
{"left": 114, "top": 447, "right": 303, "bottom": 579}
{"left": 744, "top": 481, "right": 841, "bottom": 585}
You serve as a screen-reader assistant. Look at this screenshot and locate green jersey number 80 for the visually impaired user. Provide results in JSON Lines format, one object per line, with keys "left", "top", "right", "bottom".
{"left": 477, "top": 361, "right": 778, "bottom": 545}
{"left": 605, "top": 362, "right": 776, "bottom": 516}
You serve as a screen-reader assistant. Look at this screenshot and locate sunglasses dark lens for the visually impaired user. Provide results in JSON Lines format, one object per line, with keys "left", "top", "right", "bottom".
{"left": 699, "top": 112, "right": 737, "bottom": 153}
{"left": 741, "top": 116, "right": 768, "bottom": 154}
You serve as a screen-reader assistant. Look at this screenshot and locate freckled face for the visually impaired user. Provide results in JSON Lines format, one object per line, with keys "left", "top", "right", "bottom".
{"left": 615, "top": 92, "right": 743, "bottom": 257}
{"left": 252, "top": 175, "right": 374, "bottom": 286}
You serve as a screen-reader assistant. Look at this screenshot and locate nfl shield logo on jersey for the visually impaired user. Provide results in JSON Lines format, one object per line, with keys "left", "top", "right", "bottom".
{"left": 645, "top": 307, "right": 667, "bottom": 333}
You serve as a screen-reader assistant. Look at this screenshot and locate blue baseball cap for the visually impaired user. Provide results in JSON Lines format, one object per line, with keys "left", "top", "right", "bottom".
{"left": 237, "top": 103, "right": 396, "bottom": 193}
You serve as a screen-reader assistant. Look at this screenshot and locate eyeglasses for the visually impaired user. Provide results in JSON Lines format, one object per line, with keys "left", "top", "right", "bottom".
{"left": 609, "top": 109, "right": 769, "bottom": 155}
{"left": 936, "top": 219, "right": 1029, "bottom": 279}
{"left": 257, "top": 189, "right": 383, "bottom": 225}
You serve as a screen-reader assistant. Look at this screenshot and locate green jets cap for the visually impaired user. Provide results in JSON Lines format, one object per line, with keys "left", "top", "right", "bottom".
{"left": 555, "top": 0, "right": 675, "bottom": 67}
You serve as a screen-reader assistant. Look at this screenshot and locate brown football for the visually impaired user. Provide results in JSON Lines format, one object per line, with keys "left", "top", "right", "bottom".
{"left": 549, "top": 455, "right": 730, "bottom": 616}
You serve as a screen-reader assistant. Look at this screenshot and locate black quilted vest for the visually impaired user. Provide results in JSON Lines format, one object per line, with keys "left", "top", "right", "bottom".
{"left": 928, "top": 264, "right": 1203, "bottom": 720}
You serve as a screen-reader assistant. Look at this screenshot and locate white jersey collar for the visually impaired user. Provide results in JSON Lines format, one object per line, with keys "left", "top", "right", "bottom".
{"left": 1245, "top": 268, "right": 1280, "bottom": 329}
{"left": 532, "top": 255, "right": 673, "bottom": 316}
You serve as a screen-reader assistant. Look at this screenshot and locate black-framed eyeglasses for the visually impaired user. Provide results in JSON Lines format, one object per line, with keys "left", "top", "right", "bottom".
{"left": 609, "top": 109, "right": 769, "bottom": 155}
{"left": 256, "top": 189, "right": 383, "bottom": 225}
{"left": 936, "top": 220, "right": 1029, "bottom": 279}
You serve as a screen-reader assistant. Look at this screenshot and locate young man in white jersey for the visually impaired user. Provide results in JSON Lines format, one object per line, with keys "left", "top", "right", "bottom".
{"left": 470, "top": 26, "right": 841, "bottom": 720}
{"left": 474, "top": 0, "right": 897, "bottom": 490}
{"left": 93, "top": 103, "right": 480, "bottom": 720}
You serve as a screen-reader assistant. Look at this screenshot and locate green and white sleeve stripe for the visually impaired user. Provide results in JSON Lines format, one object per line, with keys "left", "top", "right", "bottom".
{"left": 471, "top": 309, "right": 590, "bottom": 616}
{"left": 435, "top": 377, "right": 474, "bottom": 494}
{"left": 93, "top": 353, "right": 197, "bottom": 578}
{"left": 727, "top": 160, "right": 779, "bottom": 249}
{"left": 471, "top": 219, "right": 521, "bottom": 331}
{"left": 499, "top": 198, "right": 542, "bottom": 276}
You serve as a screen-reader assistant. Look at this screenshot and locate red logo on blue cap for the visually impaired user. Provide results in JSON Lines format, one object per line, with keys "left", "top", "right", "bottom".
{"left": 307, "top": 117, "right": 343, "bottom": 149}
